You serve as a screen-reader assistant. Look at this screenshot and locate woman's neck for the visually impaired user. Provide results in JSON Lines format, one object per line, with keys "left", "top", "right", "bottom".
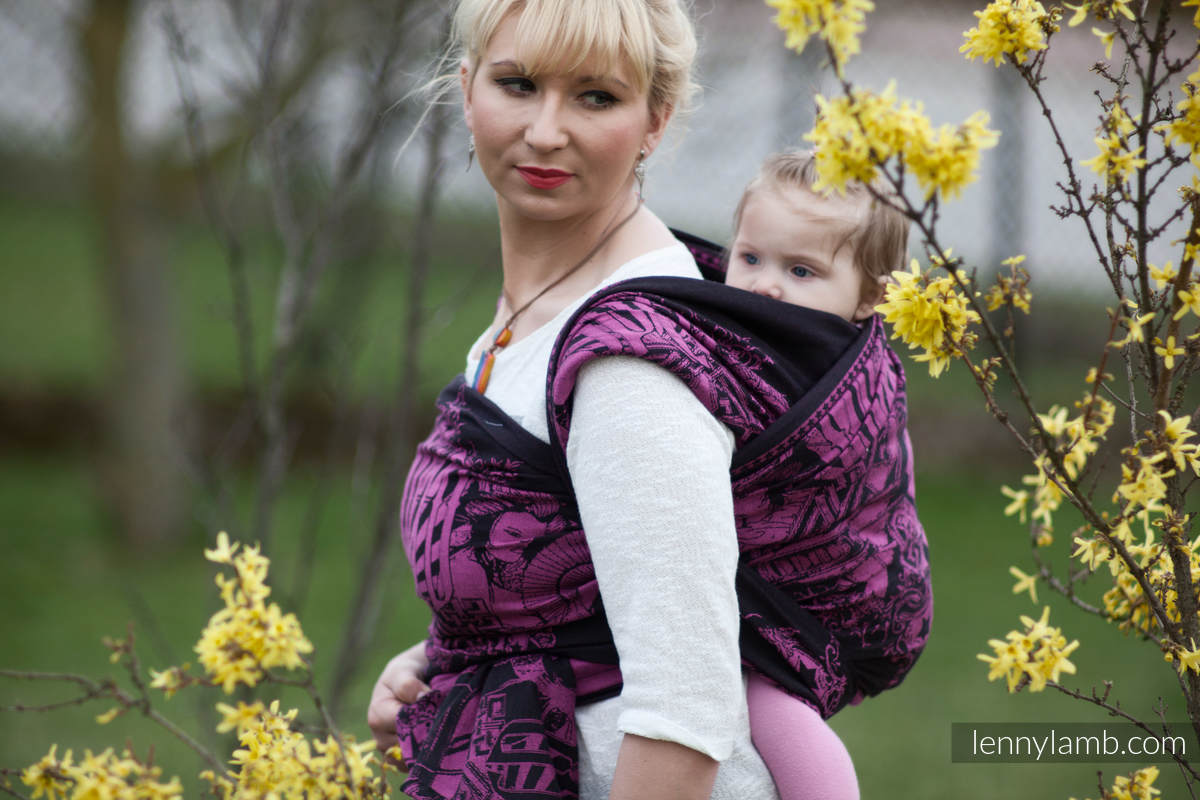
{"left": 493, "top": 190, "right": 645, "bottom": 340}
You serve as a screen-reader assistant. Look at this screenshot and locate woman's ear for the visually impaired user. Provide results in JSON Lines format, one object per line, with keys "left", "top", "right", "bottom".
{"left": 460, "top": 59, "right": 474, "bottom": 130}
{"left": 641, "top": 102, "right": 674, "bottom": 157}
{"left": 853, "top": 274, "right": 889, "bottom": 321}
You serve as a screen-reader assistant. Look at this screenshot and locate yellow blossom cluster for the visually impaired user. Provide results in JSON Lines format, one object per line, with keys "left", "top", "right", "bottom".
{"left": 184, "top": 532, "right": 313, "bottom": 694}
{"left": 875, "top": 258, "right": 981, "bottom": 377}
{"left": 806, "top": 84, "right": 998, "bottom": 200}
{"left": 1162, "top": 69, "right": 1200, "bottom": 167}
{"left": 21, "top": 745, "right": 182, "bottom": 800}
{"left": 960, "top": 0, "right": 1051, "bottom": 67}
{"left": 1115, "top": 448, "right": 1174, "bottom": 513}
{"left": 201, "top": 700, "right": 388, "bottom": 800}
{"left": 765, "top": 0, "right": 874, "bottom": 72}
{"left": 1064, "top": 0, "right": 1137, "bottom": 26}
{"left": 977, "top": 606, "right": 1079, "bottom": 692}
{"left": 1070, "top": 766, "right": 1161, "bottom": 800}
{"left": 1001, "top": 388, "right": 1115, "bottom": 538}
{"left": 1082, "top": 509, "right": 1200, "bottom": 637}
{"left": 1082, "top": 103, "right": 1146, "bottom": 184}
{"left": 984, "top": 255, "right": 1033, "bottom": 313}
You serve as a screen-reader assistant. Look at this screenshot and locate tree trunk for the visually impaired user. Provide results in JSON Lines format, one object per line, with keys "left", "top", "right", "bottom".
{"left": 80, "top": 0, "right": 187, "bottom": 548}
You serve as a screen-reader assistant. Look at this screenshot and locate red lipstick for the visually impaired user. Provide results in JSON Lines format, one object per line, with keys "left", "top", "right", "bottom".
{"left": 517, "top": 167, "right": 572, "bottom": 190}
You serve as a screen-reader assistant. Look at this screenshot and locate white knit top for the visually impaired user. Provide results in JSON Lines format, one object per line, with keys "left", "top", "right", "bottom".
{"left": 463, "top": 243, "right": 778, "bottom": 800}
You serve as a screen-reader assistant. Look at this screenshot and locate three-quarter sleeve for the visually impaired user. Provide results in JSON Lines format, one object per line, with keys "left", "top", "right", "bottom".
{"left": 565, "top": 354, "right": 746, "bottom": 762}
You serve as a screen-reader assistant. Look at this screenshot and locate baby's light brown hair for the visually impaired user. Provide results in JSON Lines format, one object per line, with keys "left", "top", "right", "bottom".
{"left": 731, "top": 150, "right": 910, "bottom": 301}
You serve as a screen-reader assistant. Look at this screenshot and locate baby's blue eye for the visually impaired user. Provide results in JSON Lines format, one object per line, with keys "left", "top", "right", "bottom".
{"left": 790, "top": 265, "right": 811, "bottom": 278}
{"left": 742, "top": 253, "right": 759, "bottom": 266}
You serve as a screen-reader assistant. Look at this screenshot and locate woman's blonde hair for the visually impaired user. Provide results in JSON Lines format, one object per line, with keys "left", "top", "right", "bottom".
{"left": 451, "top": 0, "right": 698, "bottom": 118}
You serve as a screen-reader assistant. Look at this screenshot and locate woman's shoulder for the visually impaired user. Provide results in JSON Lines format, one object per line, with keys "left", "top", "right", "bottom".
{"left": 607, "top": 239, "right": 700, "bottom": 283}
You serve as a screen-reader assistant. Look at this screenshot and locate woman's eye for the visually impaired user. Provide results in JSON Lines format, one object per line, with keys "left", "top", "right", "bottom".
{"left": 495, "top": 77, "right": 535, "bottom": 95}
{"left": 790, "top": 265, "right": 811, "bottom": 278}
{"left": 580, "top": 90, "right": 618, "bottom": 109}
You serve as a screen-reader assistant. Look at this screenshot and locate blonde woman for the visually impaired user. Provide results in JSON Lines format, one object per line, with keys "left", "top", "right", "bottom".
{"left": 366, "top": 2, "right": 927, "bottom": 798}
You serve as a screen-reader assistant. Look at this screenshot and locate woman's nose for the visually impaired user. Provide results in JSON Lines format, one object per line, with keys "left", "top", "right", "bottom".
{"left": 524, "top": 96, "right": 569, "bottom": 151}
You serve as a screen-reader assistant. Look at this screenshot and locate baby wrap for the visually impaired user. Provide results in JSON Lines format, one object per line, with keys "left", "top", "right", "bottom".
{"left": 395, "top": 235, "right": 932, "bottom": 800}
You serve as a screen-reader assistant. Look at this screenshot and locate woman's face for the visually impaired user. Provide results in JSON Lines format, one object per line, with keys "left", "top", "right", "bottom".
{"left": 461, "top": 12, "right": 668, "bottom": 224}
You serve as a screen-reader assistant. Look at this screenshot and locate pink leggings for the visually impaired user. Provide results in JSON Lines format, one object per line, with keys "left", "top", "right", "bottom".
{"left": 746, "top": 673, "right": 860, "bottom": 800}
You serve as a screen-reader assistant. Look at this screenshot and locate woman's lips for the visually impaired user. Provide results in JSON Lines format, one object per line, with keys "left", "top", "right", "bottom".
{"left": 516, "top": 167, "right": 572, "bottom": 190}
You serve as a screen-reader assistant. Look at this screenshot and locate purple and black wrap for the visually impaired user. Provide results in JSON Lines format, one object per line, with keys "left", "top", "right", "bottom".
{"left": 394, "top": 233, "right": 932, "bottom": 800}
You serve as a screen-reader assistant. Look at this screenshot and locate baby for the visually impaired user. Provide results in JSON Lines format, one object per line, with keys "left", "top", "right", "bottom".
{"left": 726, "top": 150, "right": 913, "bottom": 800}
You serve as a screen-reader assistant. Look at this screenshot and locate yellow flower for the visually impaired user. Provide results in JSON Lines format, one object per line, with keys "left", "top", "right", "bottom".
{"left": 148, "top": 666, "right": 189, "bottom": 699}
{"left": 978, "top": 607, "right": 1078, "bottom": 693}
{"left": 1093, "top": 26, "right": 1115, "bottom": 59}
{"left": 1174, "top": 283, "right": 1200, "bottom": 320}
{"left": 94, "top": 706, "right": 122, "bottom": 725}
{"left": 876, "top": 260, "right": 981, "bottom": 377}
{"left": 805, "top": 83, "right": 996, "bottom": 202}
{"left": 194, "top": 537, "right": 314, "bottom": 693}
{"left": 1172, "top": 640, "right": 1200, "bottom": 675}
{"left": 1115, "top": 451, "right": 1174, "bottom": 511}
{"left": 1001, "top": 485, "right": 1029, "bottom": 523}
{"left": 1066, "top": 1, "right": 1136, "bottom": 24}
{"left": 1072, "top": 534, "right": 1109, "bottom": 571}
{"left": 906, "top": 111, "right": 1000, "bottom": 200}
{"left": 21, "top": 746, "right": 73, "bottom": 800}
{"left": 1148, "top": 260, "right": 1177, "bottom": 289}
{"left": 766, "top": 0, "right": 875, "bottom": 72}
{"left": 1185, "top": 0, "right": 1200, "bottom": 28}
{"left": 1154, "top": 334, "right": 1186, "bottom": 369}
{"left": 204, "top": 531, "right": 236, "bottom": 564}
{"left": 216, "top": 700, "right": 268, "bottom": 734}
{"left": 1009, "top": 566, "right": 1038, "bottom": 603}
{"left": 24, "top": 747, "right": 183, "bottom": 800}
{"left": 1162, "top": 68, "right": 1200, "bottom": 166}
{"left": 960, "top": 0, "right": 1050, "bottom": 67}
{"left": 1111, "top": 311, "right": 1155, "bottom": 347}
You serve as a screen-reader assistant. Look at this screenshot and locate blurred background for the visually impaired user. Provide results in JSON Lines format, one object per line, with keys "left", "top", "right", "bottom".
{"left": 0, "top": 0, "right": 1193, "bottom": 797}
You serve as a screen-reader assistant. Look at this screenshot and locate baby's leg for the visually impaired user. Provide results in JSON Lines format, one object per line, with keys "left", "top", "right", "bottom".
{"left": 746, "top": 672, "right": 860, "bottom": 800}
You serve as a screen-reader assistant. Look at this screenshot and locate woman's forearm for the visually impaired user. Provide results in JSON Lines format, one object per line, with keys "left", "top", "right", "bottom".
{"left": 609, "top": 734, "right": 718, "bottom": 800}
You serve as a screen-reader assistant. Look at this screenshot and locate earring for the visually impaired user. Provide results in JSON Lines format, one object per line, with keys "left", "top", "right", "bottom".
{"left": 634, "top": 148, "right": 647, "bottom": 197}
{"left": 467, "top": 134, "right": 476, "bottom": 171}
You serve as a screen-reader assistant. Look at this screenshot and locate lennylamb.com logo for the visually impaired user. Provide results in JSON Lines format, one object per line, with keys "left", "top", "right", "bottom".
{"left": 951, "top": 723, "right": 1197, "bottom": 763}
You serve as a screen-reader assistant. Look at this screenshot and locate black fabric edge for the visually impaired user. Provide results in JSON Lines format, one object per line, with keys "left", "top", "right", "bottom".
{"left": 446, "top": 374, "right": 563, "bottom": 478}
{"left": 730, "top": 316, "right": 879, "bottom": 471}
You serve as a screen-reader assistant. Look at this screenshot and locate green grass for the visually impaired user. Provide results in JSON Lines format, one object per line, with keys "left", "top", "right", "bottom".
{"left": 0, "top": 193, "right": 502, "bottom": 398}
{"left": 1, "top": 455, "right": 1191, "bottom": 799}
{"left": 2, "top": 198, "right": 1195, "bottom": 797}
{"left": 832, "top": 468, "right": 1190, "bottom": 799}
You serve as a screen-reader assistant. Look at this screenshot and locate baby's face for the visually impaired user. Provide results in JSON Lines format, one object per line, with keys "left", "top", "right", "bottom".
{"left": 726, "top": 185, "right": 876, "bottom": 322}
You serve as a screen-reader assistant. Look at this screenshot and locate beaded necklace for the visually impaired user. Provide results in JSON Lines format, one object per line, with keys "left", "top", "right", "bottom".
{"left": 471, "top": 198, "right": 643, "bottom": 393}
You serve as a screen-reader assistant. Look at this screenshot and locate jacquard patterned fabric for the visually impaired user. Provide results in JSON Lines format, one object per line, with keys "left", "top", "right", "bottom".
{"left": 395, "top": 237, "right": 932, "bottom": 800}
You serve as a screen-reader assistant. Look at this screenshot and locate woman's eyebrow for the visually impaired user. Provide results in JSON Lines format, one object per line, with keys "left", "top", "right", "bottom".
{"left": 577, "top": 74, "right": 631, "bottom": 90}
{"left": 488, "top": 59, "right": 526, "bottom": 71}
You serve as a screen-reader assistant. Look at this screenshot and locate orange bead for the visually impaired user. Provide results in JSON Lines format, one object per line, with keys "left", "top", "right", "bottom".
{"left": 494, "top": 326, "right": 513, "bottom": 347}
{"left": 474, "top": 351, "right": 495, "bottom": 394}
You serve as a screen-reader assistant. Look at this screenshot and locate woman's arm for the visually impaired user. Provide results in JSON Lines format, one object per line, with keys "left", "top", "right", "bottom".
{"left": 366, "top": 639, "right": 430, "bottom": 756}
{"left": 566, "top": 355, "right": 744, "bottom": 800}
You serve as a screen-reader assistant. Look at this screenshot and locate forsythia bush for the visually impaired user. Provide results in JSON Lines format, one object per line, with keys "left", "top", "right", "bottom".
{"left": 766, "top": 0, "right": 1200, "bottom": 795}
{"left": 10, "top": 534, "right": 398, "bottom": 800}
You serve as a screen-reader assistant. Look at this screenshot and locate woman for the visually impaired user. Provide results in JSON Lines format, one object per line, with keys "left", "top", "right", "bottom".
{"left": 372, "top": 1, "right": 773, "bottom": 797}
{"left": 366, "top": 1, "right": 913, "bottom": 798}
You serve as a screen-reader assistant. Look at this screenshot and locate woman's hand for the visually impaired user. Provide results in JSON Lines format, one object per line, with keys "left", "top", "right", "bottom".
{"left": 367, "top": 640, "right": 431, "bottom": 758}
